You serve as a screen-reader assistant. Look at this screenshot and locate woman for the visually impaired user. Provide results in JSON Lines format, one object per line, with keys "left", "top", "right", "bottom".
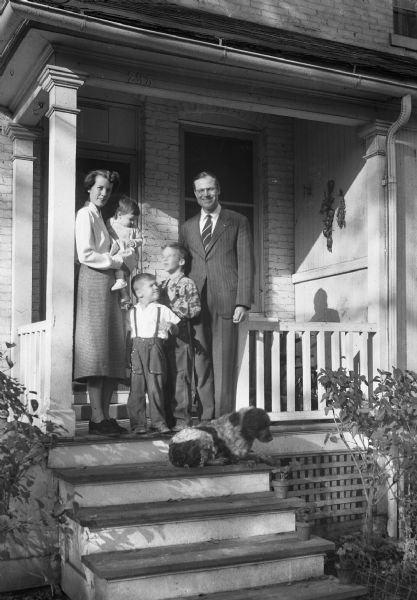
{"left": 74, "top": 169, "right": 129, "bottom": 435}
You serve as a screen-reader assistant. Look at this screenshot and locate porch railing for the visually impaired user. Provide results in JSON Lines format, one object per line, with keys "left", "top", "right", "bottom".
{"left": 17, "top": 320, "right": 48, "bottom": 413}
{"left": 236, "top": 319, "right": 377, "bottom": 421}
{"left": 15, "top": 318, "right": 377, "bottom": 424}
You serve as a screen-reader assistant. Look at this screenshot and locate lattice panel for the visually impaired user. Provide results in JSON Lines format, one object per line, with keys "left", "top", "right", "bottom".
{"left": 274, "top": 452, "right": 366, "bottom": 526}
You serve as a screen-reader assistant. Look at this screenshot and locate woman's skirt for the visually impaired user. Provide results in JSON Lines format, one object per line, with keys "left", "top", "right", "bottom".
{"left": 74, "top": 265, "right": 126, "bottom": 381}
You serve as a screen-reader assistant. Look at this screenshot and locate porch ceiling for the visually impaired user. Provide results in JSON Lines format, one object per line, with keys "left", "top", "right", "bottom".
{"left": 1, "top": 0, "right": 416, "bottom": 125}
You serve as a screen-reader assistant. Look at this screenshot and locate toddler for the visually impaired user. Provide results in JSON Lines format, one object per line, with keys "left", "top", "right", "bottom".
{"left": 106, "top": 196, "right": 143, "bottom": 309}
{"left": 126, "top": 273, "right": 180, "bottom": 434}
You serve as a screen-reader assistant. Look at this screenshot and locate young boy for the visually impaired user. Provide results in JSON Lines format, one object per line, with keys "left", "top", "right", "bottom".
{"left": 127, "top": 273, "right": 180, "bottom": 434}
{"left": 159, "top": 243, "right": 201, "bottom": 432}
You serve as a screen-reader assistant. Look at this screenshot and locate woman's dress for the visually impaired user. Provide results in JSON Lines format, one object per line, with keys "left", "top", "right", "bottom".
{"left": 73, "top": 202, "right": 126, "bottom": 381}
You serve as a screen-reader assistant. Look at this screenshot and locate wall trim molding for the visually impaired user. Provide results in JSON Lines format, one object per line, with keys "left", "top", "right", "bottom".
{"left": 292, "top": 256, "right": 367, "bottom": 284}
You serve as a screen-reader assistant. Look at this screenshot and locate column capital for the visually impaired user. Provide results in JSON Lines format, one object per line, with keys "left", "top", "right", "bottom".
{"left": 4, "top": 122, "right": 41, "bottom": 142}
{"left": 358, "top": 120, "right": 390, "bottom": 160}
{"left": 38, "top": 65, "right": 86, "bottom": 94}
{"left": 358, "top": 119, "right": 391, "bottom": 140}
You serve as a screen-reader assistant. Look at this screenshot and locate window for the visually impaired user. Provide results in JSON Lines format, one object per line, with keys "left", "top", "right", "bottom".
{"left": 394, "top": 0, "right": 417, "bottom": 38}
{"left": 181, "top": 125, "right": 262, "bottom": 310}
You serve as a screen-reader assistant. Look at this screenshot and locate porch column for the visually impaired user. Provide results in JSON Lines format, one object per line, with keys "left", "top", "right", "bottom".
{"left": 4, "top": 124, "right": 38, "bottom": 367}
{"left": 39, "top": 65, "right": 85, "bottom": 436}
{"left": 359, "top": 121, "right": 390, "bottom": 373}
{"left": 360, "top": 121, "right": 399, "bottom": 539}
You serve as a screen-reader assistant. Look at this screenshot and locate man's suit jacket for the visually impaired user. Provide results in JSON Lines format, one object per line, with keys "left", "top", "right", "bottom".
{"left": 181, "top": 208, "right": 254, "bottom": 317}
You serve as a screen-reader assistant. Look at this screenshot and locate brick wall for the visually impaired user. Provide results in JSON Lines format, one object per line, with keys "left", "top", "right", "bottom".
{"left": 0, "top": 113, "right": 12, "bottom": 346}
{"left": 170, "top": 0, "right": 393, "bottom": 52}
{"left": 263, "top": 119, "right": 295, "bottom": 319}
{"left": 143, "top": 97, "right": 295, "bottom": 318}
{"left": 142, "top": 99, "right": 181, "bottom": 273}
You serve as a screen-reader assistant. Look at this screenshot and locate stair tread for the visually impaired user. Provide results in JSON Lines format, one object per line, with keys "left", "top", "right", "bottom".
{"left": 53, "top": 461, "right": 271, "bottom": 485}
{"left": 164, "top": 577, "right": 368, "bottom": 600}
{"left": 82, "top": 533, "right": 334, "bottom": 580}
{"left": 74, "top": 492, "right": 304, "bottom": 528}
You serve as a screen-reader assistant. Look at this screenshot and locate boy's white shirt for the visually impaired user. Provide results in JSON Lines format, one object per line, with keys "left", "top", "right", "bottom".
{"left": 128, "top": 302, "right": 180, "bottom": 339}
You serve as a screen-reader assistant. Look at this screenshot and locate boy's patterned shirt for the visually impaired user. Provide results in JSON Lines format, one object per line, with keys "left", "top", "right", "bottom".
{"left": 160, "top": 273, "right": 201, "bottom": 320}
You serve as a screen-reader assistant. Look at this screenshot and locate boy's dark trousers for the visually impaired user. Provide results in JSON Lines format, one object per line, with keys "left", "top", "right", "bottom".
{"left": 127, "top": 337, "right": 167, "bottom": 430}
{"left": 165, "top": 322, "right": 192, "bottom": 426}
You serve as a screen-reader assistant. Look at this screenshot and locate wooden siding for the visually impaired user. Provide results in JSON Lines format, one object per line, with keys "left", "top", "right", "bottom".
{"left": 293, "top": 120, "right": 368, "bottom": 324}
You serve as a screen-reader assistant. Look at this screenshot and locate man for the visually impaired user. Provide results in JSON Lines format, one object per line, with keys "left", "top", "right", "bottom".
{"left": 181, "top": 171, "right": 254, "bottom": 418}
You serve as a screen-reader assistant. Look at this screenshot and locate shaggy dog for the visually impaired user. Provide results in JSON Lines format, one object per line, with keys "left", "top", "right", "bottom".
{"left": 168, "top": 407, "right": 273, "bottom": 468}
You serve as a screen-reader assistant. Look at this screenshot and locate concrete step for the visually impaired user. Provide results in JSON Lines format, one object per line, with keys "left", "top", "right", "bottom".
{"left": 67, "top": 493, "right": 304, "bottom": 562}
{"left": 49, "top": 432, "right": 170, "bottom": 468}
{"left": 163, "top": 577, "right": 368, "bottom": 600}
{"left": 82, "top": 534, "right": 334, "bottom": 600}
{"left": 54, "top": 462, "right": 272, "bottom": 507}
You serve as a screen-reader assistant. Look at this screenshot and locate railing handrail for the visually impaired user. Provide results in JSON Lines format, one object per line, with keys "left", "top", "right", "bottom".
{"left": 247, "top": 318, "right": 377, "bottom": 333}
{"left": 17, "top": 320, "right": 48, "bottom": 335}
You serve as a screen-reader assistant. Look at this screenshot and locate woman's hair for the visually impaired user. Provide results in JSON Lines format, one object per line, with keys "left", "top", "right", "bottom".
{"left": 114, "top": 195, "right": 140, "bottom": 217}
{"left": 83, "top": 169, "right": 120, "bottom": 192}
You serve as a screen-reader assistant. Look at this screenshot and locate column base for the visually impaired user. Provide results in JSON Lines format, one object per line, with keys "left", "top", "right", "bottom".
{"left": 46, "top": 407, "right": 76, "bottom": 438}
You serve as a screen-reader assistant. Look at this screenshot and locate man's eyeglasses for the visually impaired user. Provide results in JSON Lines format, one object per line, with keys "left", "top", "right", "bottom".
{"left": 195, "top": 187, "right": 217, "bottom": 196}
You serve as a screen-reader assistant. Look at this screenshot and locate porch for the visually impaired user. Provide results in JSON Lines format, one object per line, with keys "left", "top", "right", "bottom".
{"left": 2, "top": 3, "right": 415, "bottom": 596}
{"left": 1, "top": 3, "right": 411, "bottom": 440}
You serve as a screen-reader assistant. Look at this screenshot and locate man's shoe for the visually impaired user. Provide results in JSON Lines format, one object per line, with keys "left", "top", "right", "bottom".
{"left": 133, "top": 426, "right": 147, "bottom": 435}
{"left": 107, "top": 418, "right": 128, "bottom": 434}
{"left": 172, "top": 420, "right": 189, "bottom": 432}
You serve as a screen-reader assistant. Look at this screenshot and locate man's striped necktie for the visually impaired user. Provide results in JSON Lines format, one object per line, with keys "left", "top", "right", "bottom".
{"left": 202, "top": 214, "right": 212, "bottom": 251}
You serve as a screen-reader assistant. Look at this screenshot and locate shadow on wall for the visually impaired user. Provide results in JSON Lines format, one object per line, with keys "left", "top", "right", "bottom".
{"left": 310, "top": 288, "right": 340, "bottom": 323}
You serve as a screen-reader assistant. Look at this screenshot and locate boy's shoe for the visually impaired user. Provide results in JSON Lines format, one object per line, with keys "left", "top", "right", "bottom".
{"left": 152, "top": 424, "right": 171, "bottom": 435}
{"left": 107, "top": 418, "right": 128, "bottom": 434}
{"left": 111, "top": 279, "right": 127, "bottom": 291}
{"left": 133, "top": 426, "right": 147, "bottom": 435}
{"left": 88, "top": 420, "right": 119, "bottom": 436}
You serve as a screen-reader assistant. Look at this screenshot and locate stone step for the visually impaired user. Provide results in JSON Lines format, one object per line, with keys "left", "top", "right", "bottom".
{"left": 82, "top": 534, "right": 334, "bottom": 600}
{"left": 67, "top": 493, "right": 304, "bottom": 562}
{"left": 54, "top": 462, "right": 272, "bottom": 507}
{"left": 163, "top": 577, "right": 368, "bottom": 600}
{"left": 49, "top": 432, "right": 170, "bottom": 468}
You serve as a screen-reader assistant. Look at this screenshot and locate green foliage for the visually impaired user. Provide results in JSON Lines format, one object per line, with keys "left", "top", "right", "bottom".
{"left": 319, "top": 367, "right": 417, "bottom": 546}
{"left": 0, "top": 342, "right": 63, "bottom": 570}
{"left": 295, "top": 503, "right": 316, "bottom": 523}
{"left": 336, "top": 533, "right": 403, "bottom": 570}
{"left": 270, "top": 459, "right": 300, "bottom": 480}
{"left": 271, "top": 464, "right": 291, "bottom": 480}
